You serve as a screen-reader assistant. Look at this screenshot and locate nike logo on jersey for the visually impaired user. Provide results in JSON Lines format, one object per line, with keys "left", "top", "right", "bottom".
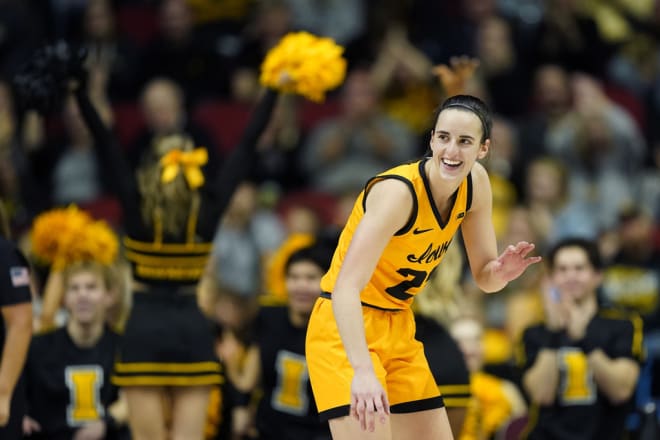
{"left": 413, "top": 227, "right": 433, "bottom": 235}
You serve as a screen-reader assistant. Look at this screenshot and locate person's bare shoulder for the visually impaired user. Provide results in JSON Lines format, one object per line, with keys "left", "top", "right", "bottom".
{"left": 364, "top": 178, "right": 415, "bottom": 233}
{"left": 468, "top": 162, "right": 492, "bottom": 211}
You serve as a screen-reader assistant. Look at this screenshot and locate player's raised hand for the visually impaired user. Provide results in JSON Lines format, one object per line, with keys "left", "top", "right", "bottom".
{"left": 492, "top": 241, "right": 542, "bottom": 284}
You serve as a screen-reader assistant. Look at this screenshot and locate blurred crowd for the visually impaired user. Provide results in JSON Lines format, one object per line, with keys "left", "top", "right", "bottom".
{"left": 0, "top": 0, "right": 659, "bottom": 439}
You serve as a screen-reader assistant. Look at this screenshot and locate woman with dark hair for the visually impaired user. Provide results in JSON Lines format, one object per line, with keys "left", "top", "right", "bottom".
{"left": 305, "top": 94, "right": 542, "bottom": 439}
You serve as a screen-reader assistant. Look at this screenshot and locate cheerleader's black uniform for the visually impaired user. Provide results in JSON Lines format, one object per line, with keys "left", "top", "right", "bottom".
{"left": 74, "top": 88, "right": 277, "bottom": 387}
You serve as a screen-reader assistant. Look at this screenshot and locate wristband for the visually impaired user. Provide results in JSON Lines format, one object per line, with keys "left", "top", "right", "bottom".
{"left": 232, "top": 388, "right": 252, "bottom": 406}
{"left": 544, "top": 330, "right": 563, "bottom": 349}
{"left": 577, "top": 319, "right": 598, "bottom": 353}
{"left": 103, "top": 412, "right": 119, "bottom": 430}
{"left": 576, "top": 338, "right": 598, "bottom": 354}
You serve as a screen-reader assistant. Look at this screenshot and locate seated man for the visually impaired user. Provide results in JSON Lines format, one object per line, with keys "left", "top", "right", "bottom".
{"left": 519, "top": 237, "right": 644, "bottom": 440}
{"left": 23, "top": 261, "right": 126, "bottom": 439}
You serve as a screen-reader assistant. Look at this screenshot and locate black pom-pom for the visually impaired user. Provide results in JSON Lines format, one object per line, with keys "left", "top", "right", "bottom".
{"left": 12, "top": 41, "right": 87, "bottom": 114}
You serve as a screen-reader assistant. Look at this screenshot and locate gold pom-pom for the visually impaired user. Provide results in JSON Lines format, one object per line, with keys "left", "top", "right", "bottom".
{"left": 260, "top": 31, "right": 347, "bottom": 102}
{"left": 30, "top": 205, "right": 119, "bottom": 269}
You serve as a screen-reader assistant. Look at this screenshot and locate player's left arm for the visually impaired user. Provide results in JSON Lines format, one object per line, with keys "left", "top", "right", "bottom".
{"left": 461, "top": 164, "right": 541, "bottom": 293}
{"left": 588, "top": 315, "right": 644, "bottom": 404}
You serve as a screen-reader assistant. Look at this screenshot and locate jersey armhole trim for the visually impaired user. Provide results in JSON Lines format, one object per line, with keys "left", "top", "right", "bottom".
{"left": 362, "top": 175, "right": 418, "bottom": 236}
{"left": 466, "top": 172, "right": 473, "bottom": 212}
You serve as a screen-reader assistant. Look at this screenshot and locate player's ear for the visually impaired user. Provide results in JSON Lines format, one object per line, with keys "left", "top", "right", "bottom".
{"left": 477, "top": 139, "right": 490, "bottom": 160}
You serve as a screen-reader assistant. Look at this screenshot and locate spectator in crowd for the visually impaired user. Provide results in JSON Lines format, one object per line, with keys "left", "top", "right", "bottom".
{"left": 514, "top": 64, "right": 572, "bottom": 192}
{"left": 519, "top": 237, "right": 644, "bottom": 439}
{"left": 545, "top": 74, "right": 643, "bottom": 229}
{"left": 449, "top": 314, "right": 527, "bottom": 440}
{"left": 483, "top": 115, "right": 519, "bottom": 241}
{"left": 601, "top": 207, "right": 660, "bottom": 356}
{"left": 79, "top": 0, "right": 142, "bottom": 102}
{"left": 140, "top": 0, "right": 225, "bottom": 103}
{"left": 22, "top": 261, "right": 127, "bottom": 440}
{"left": 474, "top": 14, "right": 530, "bottom": 118}
{"left": 210, "top": 181, "right": 285, "bottom": 297}
{"left": 50, "top": 94, "right": 110, "bottom": 207}
{"left": 129, "top": 77, "right": 218, "bottom": 173}
{"left": 522, "top": 156, "right": 597, "bottom": 246}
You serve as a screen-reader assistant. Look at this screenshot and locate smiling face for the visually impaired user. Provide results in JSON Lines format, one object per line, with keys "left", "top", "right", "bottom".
{"left": 64, "top": 269, "right": 110, "bottom": 326}
{"left": 286, "top": 259, "right": 324, "bottom": 318}
{"left": 429, "top": 108, "right": 490, "bottom": 180}
{"left": 550, "top": 246, "right": 601, "bottom": 303}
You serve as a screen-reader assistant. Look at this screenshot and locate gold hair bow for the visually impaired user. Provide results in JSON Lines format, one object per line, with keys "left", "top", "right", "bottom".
{"left": 160, "top": 147, "right": 209, "bottom": 189}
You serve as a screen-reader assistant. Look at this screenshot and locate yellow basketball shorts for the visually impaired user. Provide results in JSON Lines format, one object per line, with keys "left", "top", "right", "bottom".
{"left": 305, "top": 297, "right": 444, "bottom": 421}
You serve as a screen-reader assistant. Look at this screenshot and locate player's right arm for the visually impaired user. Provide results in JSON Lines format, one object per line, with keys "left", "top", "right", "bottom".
{"left": 331, "top": 179, "right": 412, "bottom": 431}
{"left": 0, "top": 302, "right": 32, "bottom": 426}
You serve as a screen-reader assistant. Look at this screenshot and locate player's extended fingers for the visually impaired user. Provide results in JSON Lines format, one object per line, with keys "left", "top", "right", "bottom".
{"left": 374, "top": 393, "right": 390, "bottom": 424}
{"left": 382, "top": 390, "right": 391, "bottom": 414}
{"left": 350, "top": 394, "right": 359, "bottom": 420}
{"left": 355, "top": 397, "right": 367, "bottom": 430}
{"left": 525, "top": 256, "right": 543, "bottom": 266}
{"left": 518, "top": 243, "right": 542, "bottom": 262}
{"left": 517, "top": 245, "right": 535, "bottom": 258}
{"left": 365, "top": 399, "right": 377, "bottom": 432}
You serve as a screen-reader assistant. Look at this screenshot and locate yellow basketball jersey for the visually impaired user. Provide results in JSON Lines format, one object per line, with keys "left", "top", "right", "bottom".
{"left": 320, "top": 159, "right": 473, "bottom": 310}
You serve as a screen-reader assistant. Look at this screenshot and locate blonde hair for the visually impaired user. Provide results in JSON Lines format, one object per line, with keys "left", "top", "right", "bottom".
{"left": 414, "top": 241, "right": 472, "bottom": 325}
{"left": 136, "top": 134, "right": 199, "bottom": 238}
{"left": 62, "top": 260, "right": 132, "bottom": 331}
{"left": 62, "top": 260, "right": 115, "bottom": 291}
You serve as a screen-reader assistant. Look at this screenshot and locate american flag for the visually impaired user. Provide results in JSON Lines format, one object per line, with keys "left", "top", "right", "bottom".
{"left": 10, "top": 266, "right": 30, "bottom": 287}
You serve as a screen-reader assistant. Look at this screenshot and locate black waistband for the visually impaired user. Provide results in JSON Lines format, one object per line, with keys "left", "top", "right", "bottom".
{"left": 320, "top": 292, "right": 403, "bottom": 312}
